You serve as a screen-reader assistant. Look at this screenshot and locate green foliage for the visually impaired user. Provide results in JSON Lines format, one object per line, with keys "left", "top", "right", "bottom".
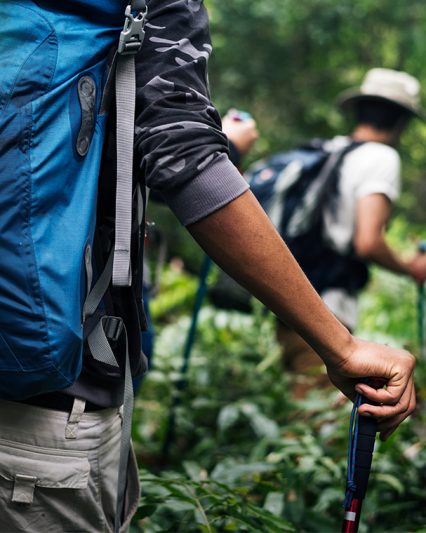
{"left": 135, "top": 467, "right": 294, "bottom": 532}
{"left": 132, "top": 272, "right": 426, "bottom": 531}
{"left": 150, "top": 266, "right": 199, "bottom": 321}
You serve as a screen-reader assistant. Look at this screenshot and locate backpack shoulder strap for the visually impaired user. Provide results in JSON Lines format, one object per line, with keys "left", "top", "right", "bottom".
{"left": 308, "top": 139, "right": 365, "bottom": 202}
{"left": 83, "top": 4, "right": 147, "bottom": 532}
{"left": 285, "top": 141, "right": 364, "bottom": 238}
{"left": 318, "top": 140, "right": 364, "bottom": 189}
{"left": 113, "top": 1, "right": 147, "bottom": 287}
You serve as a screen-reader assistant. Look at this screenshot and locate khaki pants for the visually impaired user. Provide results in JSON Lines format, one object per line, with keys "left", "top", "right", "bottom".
{"left": 0, "top": 399, "right": 140, "bottom": 532}
{"left": 276, "top": 321, "right": 332, "bottom": 399}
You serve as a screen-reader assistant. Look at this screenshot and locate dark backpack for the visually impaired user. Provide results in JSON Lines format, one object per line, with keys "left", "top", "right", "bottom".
{"left": 246, "top": 139, "right": 369, "bottom": 294}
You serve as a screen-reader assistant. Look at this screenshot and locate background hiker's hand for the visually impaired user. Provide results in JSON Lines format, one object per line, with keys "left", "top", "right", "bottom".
{"left": 407, "top": 253, "right": 426, "bottom": 285}
{"left": 325, "top": 338, "right": 416, "bottom": 441}
{"left": 222, "top": 111, "right": 259, "bottom": 155}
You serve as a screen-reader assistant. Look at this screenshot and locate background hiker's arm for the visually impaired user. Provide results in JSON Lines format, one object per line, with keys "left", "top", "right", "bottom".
{"left": 188, "top": 190, "right": 416, "bottom": 439}
{"left": 354, "top": 193, "right": 426, "bottom": 283}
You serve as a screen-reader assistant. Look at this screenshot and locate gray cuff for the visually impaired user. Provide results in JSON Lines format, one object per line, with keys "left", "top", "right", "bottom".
{"left": 162, "top": 154, "right": 249, "bottom": 226}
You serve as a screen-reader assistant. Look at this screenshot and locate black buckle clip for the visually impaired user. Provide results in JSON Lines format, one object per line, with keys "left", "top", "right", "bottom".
{"left": 103, "top": 317, "right": 124, "bottom": 342}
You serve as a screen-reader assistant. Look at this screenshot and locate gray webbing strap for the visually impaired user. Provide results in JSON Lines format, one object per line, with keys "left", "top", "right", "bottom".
{"left": 87, "top": 317, "right": 134, "bottom": 533}
{"left": 83, "top": 250, "right": 114, "bottom": 321}
{"left": 87, "top": 4, "right": 147, "bottom": 532}
{"left": 113, "top": 55, "right": 136, "bottom": 287}
{"left": 112, "top": 3, "right": 147, "bottom": 287}
{"left": 115, "top": 344, "right": 134, "bottom": 533}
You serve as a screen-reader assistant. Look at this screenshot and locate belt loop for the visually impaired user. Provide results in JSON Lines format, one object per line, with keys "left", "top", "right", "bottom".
{"left": 12, "top": 474, "right": 37, "bottom": 504}
{"left": 65, "top": 398, "right": 86, "bottom": 439}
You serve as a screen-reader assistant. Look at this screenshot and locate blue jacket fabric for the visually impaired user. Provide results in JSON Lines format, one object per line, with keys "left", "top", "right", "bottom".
{"left": 0, "top": 0, "right": 126, "bottom": 399}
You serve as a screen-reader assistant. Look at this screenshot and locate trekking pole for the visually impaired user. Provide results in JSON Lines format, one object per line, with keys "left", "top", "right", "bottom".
{"left": 417, "top": 241, "right": 426, "bottom": 359}
{"left": 162, "top": 255, "right": 213, "bottom": 457}
{"left": 342, "top": 378, "right": 386, "bottom": 533}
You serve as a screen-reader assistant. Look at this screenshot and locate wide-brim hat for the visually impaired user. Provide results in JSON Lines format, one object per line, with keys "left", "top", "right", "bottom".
{"left": 337, "top": 68, "right": 424, "bottom": 120}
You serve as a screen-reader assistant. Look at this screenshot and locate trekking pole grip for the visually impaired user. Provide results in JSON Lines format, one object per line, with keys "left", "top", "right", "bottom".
{"left": 353, "top": 378, "right": 386, "bottom": 500}
{"left": 342, "top": 378, "right": 386, "bottom": 533}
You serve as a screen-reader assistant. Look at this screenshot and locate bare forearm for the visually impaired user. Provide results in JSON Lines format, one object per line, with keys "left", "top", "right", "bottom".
{"left": 188, "top": 190, "right": 353, "bottom": 365}
{"left": 362, "top": 238, "right": 411, "bottom": 275}
{"left": 355, "top": 194, "right": 413, "bottom": 277}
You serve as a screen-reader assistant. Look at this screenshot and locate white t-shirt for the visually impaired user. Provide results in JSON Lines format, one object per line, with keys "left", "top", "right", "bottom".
{"left": 320, "top": 136, "right": 401, "bottom": 330}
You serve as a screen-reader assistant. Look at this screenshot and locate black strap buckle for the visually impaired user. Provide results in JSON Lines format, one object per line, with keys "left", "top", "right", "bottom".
{"left": 103, "top": 316, "right": 124, "bottom": 342}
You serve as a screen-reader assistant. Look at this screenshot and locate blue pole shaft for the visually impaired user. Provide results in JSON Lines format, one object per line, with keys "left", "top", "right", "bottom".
{"left": 179, "top": 255, "right": 213, "bottom": 378}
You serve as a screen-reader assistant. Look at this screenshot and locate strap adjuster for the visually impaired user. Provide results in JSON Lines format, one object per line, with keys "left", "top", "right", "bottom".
{"left": 103, "top": 316, "right": 124, "bottom": 342}
{"left": 118, "top": 5, "right": 147, "bottom": 55}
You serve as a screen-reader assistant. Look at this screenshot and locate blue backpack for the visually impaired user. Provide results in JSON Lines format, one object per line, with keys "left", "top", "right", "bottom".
{"left": 0, "top": 0, "right": 147, "bottom": 401}
{"left": 246, "top": 140, "right": 369, "bottom": 294}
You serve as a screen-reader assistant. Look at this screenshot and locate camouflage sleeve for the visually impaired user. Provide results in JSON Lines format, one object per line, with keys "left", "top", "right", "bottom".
{"left": 134, "top": 0, "right": 249, "bottom": 226}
